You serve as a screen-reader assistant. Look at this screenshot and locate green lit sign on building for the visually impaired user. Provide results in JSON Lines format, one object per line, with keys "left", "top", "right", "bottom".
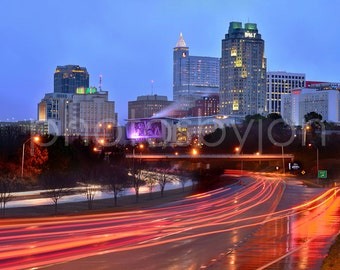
{"left": 86, "top": 87, "right": 97, "bottom": 94}
{"left": 76, "top": 87, "right": 97, "bottom": 94}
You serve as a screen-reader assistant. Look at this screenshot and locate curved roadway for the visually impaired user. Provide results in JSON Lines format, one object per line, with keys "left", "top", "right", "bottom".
{"left": 0, "top": 174, "right": 339, "bottom": 269}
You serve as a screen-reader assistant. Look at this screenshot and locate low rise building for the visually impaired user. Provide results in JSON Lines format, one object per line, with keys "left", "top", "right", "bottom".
{"left": 128, "top": 95, "right": 173, "bottom": 119}
{"left": 126, "top": 115, "right": 243, "bottom": 147}
{"left": 281, "top": 87, "right": 340, "bottom": 126}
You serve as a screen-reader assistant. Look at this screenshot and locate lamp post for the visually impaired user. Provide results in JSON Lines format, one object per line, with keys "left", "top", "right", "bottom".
{"left": 302, "top": 125, "right": 310, "bottom": 146}
{"left": 21, "top": 136, "right": 40, "bottom": 178}
{"left": 234, "top": 146, "right": 243, "bottom": 174}
{"left": 281, "top": 145, "right": 285, "bottom": 175}
{"left": 308, "top": 143, "right": 319, "bottom": 181}
{"left": 317, "top": 146, "right": 319, "bottom": 179}
{"left": 99, "top": 123, "right": 113, "bottom": 145}
{"left": 132, "top": 143, "right": 144, "bottom": 171}
{"left": 139, "top": 143, "right": 144, "bottom": 161}
{"left": 274, "top": 144, "right": 285, "bottom": 175}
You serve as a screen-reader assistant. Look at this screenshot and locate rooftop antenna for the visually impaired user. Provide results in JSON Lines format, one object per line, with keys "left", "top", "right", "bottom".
{"left": 151, "top": 79, "right": 154, "bottom": 95}
{"left": 99, "top": 74, "right": 103, "bottom": 91}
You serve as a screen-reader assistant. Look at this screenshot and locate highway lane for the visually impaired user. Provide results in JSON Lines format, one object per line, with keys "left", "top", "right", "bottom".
{"left": 0, "top": 175, "right": 284, "bottom": 269}
{"left": 0, "top": 175, "right": 338, "bottom": 269}
{"left": 208, "top": 179, "right": 340, "bottom": 269}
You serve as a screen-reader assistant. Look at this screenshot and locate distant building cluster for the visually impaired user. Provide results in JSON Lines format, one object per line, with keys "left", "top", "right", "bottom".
{"left": 37, "top": 65, "right": 117, "bottom": 139}
{"left": 5, "top": 21, "right": 340, "bottom": 146}
{"left": 282, "top": 85, "right": 340, "bottom": 126}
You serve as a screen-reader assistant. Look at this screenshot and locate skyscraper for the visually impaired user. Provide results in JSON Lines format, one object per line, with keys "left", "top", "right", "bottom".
{"left": 220, "top": 22, "right": 266, "bottom": 116}
{"left": 54, "top": 65, "right": 89, "bottom": 94}
{"left": 173, "top": 33, "right": 220, "bottom": 114}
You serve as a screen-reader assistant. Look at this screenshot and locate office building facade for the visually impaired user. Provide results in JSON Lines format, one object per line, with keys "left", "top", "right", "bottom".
{"left": 191, "top": 95, "right": 219, "bottom": 117}
{"left": 38, "top": 88, "right": 116, "bottom": 137}
{"left": 128, "top": 94, "right": 173, "bottom": 119}
{"left": 54, "top": 65, "right": 89, "bottom": 94}
{"left": 173, "top": 33, "right": 220, "bottom": 114}
{"left": 220, "top": 22, "right": 266, "bottom": 116}
{"left": 0, "top": 120, "right": 48, "bottom": 137}
{"left": 38, "top": 92, "right": 73, "bottom": 135}
{"left": 281, "top": 87, "right": 340, "bottom": 126}
{"left": 267, "top": 71, "right": 305, "bottom": 114}
{"left": 68, "top": 89, "right": 116, "bottom": 138}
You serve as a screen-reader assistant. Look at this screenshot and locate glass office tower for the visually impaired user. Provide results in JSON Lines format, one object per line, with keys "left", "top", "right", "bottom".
{"left": 173, "top": 33, "right": 220, "bottom": 114}
{"left": 54, "top": 65, "right": 89, "bottom": 94}
{"left": 220, "top": 22, "right": 266, "bottom": 116}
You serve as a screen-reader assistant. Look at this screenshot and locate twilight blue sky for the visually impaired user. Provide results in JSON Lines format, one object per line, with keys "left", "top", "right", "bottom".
{"left": 0, "top": 0, "right": 339, "bottom": 124}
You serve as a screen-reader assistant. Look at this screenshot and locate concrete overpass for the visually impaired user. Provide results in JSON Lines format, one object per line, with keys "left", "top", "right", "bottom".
{"left": 126, "top": 153, "right": 294, "bottom": 162}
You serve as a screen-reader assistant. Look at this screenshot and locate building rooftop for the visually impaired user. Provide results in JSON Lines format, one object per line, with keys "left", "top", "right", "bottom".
{"left": 175, "top": 32, "right": 187, "bottom": 47}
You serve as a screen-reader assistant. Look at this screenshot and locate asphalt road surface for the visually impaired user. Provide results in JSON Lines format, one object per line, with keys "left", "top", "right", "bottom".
{"left": 1, "top": 174, "right": 339, "bottom": 269}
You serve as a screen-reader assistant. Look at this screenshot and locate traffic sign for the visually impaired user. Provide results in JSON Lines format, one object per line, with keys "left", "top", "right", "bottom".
{"left": 318, "top": 170, "right": 327, "bottom": 179}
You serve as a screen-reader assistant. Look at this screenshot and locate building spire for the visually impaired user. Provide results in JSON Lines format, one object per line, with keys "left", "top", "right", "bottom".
{"left": 175, "top": 32, "right": 187, "bottom": 47}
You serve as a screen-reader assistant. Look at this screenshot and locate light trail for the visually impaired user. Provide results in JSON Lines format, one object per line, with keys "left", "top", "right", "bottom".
{"left": 0, "top": 176, "right": 338, "bottom": 269}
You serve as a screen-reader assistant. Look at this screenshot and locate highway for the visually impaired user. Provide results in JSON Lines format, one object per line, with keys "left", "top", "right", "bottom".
{"left": 0, "top": 174, "right": 339, "bottom": 269}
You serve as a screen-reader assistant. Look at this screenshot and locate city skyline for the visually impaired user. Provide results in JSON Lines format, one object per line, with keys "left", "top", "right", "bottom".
{"left": 1, "top": 0, "right": 339, "bottom": 124}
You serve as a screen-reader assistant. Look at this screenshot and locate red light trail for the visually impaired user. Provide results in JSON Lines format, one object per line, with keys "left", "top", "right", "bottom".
{"left": 0, "top": 176, "right": 339, "bottom": 269}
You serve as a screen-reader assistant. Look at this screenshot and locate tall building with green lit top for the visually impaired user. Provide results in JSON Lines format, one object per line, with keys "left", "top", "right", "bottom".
{"left": 220, "top": 22, "right": 266, "bottom": 116}
{"left": 54, "top": 65, "right": 89, "bottom": 94}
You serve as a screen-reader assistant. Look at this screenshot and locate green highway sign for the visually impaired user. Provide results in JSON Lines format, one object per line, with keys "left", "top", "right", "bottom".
{"left": 318, "top": 170, "right": 327, "bottom": 179}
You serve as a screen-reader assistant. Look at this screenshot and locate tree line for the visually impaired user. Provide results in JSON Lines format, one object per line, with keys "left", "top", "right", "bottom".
{"left": 1, "top": 111, "right": 340, "bottom": 215}
{"left": 0, "top": 130, "right": 191, "bottom": 215}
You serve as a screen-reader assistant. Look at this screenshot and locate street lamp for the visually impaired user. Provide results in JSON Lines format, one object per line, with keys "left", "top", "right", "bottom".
{"left": 281, "top": 145, "right": 285, "bottom": 175}
{"left": 99, "top": 123, "right": 113, "bottom": 144}
{"left": 274, "top": 144, "right": 285, "bottom": 175}
{"left": 191, "top": 147, "right": 202, "bottom": 171}
{"left": 303, "top": 125, "right": 310, "bottom": 146}
{"left": 21, "top": 136, "right": 40, "bottom": 178}
{"left": 234, "top": 146, "right": 243, "bottom": 174}
{"left": 308, "top": 143, "right": 319, "bottom": 180}
{"left": 192, "top": 148, "right": 198, "bottom": 156}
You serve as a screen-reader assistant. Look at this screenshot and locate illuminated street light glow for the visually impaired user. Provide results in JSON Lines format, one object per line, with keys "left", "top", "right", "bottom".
{"left": 21, "top": 136, "right": 40, "bottom": 178}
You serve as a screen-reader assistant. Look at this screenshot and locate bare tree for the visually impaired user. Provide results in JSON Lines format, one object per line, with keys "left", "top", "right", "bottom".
{"left": 102, "top": 161, "right": 128, "bottom": 207}
{"left": 77, "top": 167, "right": 101, "bottom": 210}
{"left": 176, "top": 168, "right": 190, "bottom": 192}
{"left": 84, "top": 183, "right": 98, "bottom": 210}
{"left": 128, "top": 157, "right": 146, "bottom": 203}
{"left": 154, "top": 160, "right": 174, "bottom": 197}
{"left": 142, "top": 169, "right": 157, "bottom": 198}
{"left": 40, "top": 172, "right": 73, "bottom": 214}
{"left": 0, "top": 177, "right": 12, "bottom": 216}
